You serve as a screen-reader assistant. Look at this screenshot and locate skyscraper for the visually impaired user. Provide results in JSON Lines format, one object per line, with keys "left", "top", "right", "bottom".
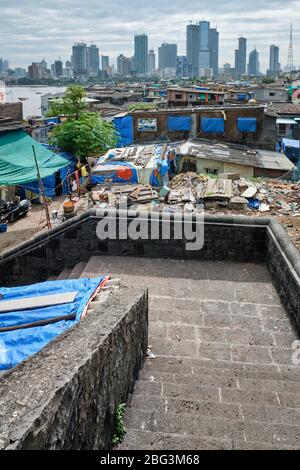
{"left": 72, "top": 43, "right": 88, "bottom": 77}
{"left": 133, "top": 34, "right": 148, "bottom": 75}
{"left": 87, "top": 44, "right": 100, "bottom": 77}
{"left": 235, "top": 37, "right": 247, "bottom": 77}
{"left": 186, "top": 23, "right": 200, "bottom": 78}
{"left": 186, "top": 21, "right": 219, "bottom": 79}
{"left": 117, "top": 55, "right": 132, "bottom": 76}
{"left": 269, "top": 45, "right": 280, "bottom": 77}
{"left": 248, "top": 48, "right": 260, "bottom": 76}
{"left": 209, "top": 28, "right": 219, "bottom": 78}
{"left": 133, "top": 34, "right": 149, "bottom": 75}
{"left": 199, "top": 21, "right": 210, "bottom": 76}
{"left": 177, "top": 56, "right": 188, "bottom": 78}
{"left": 158, "top": 43, "right": 177, "bottom": 70}
{"left": 148, "top": 50, "right": 156, "bottom": 74}
{"left": 101, "top": 55, "right": 110, "bottom": 72}
{"left": 54, "top": 60, "right": 63, "bottom": 78}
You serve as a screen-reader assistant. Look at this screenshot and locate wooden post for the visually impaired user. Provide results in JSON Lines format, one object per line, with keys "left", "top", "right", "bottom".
{"left": 32, "top": 145, "right": 52, "bottom": 230}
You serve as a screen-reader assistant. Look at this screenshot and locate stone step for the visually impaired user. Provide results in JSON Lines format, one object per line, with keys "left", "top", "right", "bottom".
{"left": 80, "top": 256, "right": 103, "bottom": 278}
{"left": 143, "top": 360, "right": 300, "bottom": 383}
{"left": 68, "top": 262, "right": 87, "bottom": 279}
{"left": 56, "top": 268, "right": 72, "bottom": 280}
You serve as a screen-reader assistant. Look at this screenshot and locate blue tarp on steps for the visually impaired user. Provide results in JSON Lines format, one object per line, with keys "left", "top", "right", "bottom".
{"left": 201, "top": 118, "right": 224, "bottom": 134}
{"left": 237, "top": 117, "right": 257, "bottom": 133}
{"left": 0, "top": 277, "right": 104, "bottom": 370}
{"left": 167, "top": 116, "right": 192, "bottom": 132}
{"left": 114, "top": 116, "right": 133, "bottom": 147}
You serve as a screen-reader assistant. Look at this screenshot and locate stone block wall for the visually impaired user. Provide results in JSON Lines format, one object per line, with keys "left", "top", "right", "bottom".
{"left": 0, "top": 210, "right": 267, "bottom": 287}
{"left": 0, "top": 209, "right": 299, "bottom": 330}
{"left": 267, "top": 220, "right": 300, "bottom": 332}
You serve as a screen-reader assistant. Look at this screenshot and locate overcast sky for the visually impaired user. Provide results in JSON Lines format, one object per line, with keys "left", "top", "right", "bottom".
{"left": 0, "top": 0, "right": 299, "bottom": 72}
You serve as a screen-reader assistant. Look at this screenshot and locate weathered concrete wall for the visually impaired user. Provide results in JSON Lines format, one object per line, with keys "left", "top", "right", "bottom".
{"left": 0, "top": 287, "right": 148, "bottom": 450}
{"left": 0, "top": 102, "right": 23, "bottom": 121}
{"left": 131, "top": 106, "right": 275, "bottom": 149}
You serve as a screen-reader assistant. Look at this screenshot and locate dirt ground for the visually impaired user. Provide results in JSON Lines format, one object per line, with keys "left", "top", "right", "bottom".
{"left": 0, "top": 196, "right": 65, "bottom": 255}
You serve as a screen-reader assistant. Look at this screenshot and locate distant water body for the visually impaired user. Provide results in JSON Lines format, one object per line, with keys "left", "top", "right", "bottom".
{"left": 5, "top": 85, "right": 67, "bottom": 119}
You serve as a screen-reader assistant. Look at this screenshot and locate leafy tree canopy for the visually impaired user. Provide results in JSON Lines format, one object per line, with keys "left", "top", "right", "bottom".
{"left": 47, "top": 85, "right": 87, "bottom": 119}
{"left": 49, "top": 112, "right": 118, "bottom": 161}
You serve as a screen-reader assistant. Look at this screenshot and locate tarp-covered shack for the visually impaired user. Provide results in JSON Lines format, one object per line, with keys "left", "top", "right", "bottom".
{"left": 0, "top": 130, "right": 73, "bottom": 199}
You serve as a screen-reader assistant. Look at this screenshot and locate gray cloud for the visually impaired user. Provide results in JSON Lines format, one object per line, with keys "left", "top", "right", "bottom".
{"left": 0, "top": 0, "right": 299, "bottom": 71}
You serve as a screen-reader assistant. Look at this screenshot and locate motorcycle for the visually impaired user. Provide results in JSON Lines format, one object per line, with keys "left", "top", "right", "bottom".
{"left": 0, "top": 198, "right": 31, "bottom": 223}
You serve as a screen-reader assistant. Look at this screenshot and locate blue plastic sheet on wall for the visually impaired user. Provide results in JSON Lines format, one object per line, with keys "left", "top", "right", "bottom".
{"left": 0, "top": 277, "right": 104, "bottom": 370}
{"left": 21, "top": 174, "right": 56, "bottom": 198}
{"left": 237, "top": 94, "right": 247, "bottom": 101}
{"left": 201, "top": 118, "right": 224, "bottom": 134}
{"left": 237, "top": 117, "right": 257, "bottom": 133}
{"left": 167, "top": 116, "right": 192, "bottom": 132}
{"left": 114, "top": 116, "right": 133, "bottom": 147}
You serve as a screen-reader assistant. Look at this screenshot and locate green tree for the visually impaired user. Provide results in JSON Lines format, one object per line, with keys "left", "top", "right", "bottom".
{"left": 49, "top": 112, "right": 118, "bottom": 161}
{"left": 127, "top": 102, "right": 156, "bottom": 111}
{"left": 262, "top": 78, "right": 275, "bottom": 84}
{"left": 47, "top": 85, "right": 87, "bottom": 119}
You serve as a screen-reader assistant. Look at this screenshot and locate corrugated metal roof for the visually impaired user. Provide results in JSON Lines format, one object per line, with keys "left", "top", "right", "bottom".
{"left": 180, "top": 139, "right": 295, "bottom": 172}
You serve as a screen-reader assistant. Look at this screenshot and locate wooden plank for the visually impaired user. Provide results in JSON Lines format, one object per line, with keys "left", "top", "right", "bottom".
{"left": 0, "top": 291, "right": 78, "bottom": 314}
{"left": 0, "top": 313, "right": 76, "bottom": 332}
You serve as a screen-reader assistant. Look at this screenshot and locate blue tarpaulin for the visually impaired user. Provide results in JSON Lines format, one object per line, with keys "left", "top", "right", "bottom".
{"left": 21, "top": 174, "right": 56, "bottom": 198}
{"left": 167, "top": 116, "right": 192, "bottom": 132}
{"left": 0, "top": 277, "right": 104, "bottom": 370}
{"left": 91, "top": 160, "right": 138, "bottom": 185}
{"left": 149, "top": 145, "right": 170, "bottom": 187}
{"left": 114, "top": 116, "right": 133, "bottom": 147}
{"left": 21, "top": 146, "right": 76, "bottom": 198}
{"left": 201, "top": 118, "right": 224, "bottom": 134}
{"left": 237, "top": 117, "right": 257, "bottom": 133}
{"left": 282, "top": 138, "right": 300, "bottom": 149}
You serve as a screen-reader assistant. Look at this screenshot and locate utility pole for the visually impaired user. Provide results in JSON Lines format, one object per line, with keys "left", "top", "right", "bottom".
{"left": 32, "top": 145, "right": 52, "bottom": 230}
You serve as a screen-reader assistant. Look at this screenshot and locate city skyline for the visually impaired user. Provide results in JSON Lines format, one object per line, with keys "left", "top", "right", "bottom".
{"left": 0, "top": 0, "right": 299, "bottom": 71}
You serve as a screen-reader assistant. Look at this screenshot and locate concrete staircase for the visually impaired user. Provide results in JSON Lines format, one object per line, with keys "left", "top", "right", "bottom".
{"left": 48, "top": 257, "right": 122, "bottom": 306}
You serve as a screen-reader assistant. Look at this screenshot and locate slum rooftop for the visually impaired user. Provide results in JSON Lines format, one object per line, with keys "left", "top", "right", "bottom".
{"left": 115, "top": 103, "right": 267, "bottom": 116}
{"left": 268, "top": 103, "right": 300, "bottom": 115}
{"left": 180, "top": 139, "right": 295, "bottom": 172}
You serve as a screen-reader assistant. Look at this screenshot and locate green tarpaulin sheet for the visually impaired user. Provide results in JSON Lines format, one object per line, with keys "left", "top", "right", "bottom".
{"left": 0, "top": 130, "right": 69, "bottom": 186}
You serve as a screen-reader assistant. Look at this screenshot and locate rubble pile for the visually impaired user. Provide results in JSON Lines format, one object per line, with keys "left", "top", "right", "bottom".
{"left": 169, "top": 172, "right": 300, "bottom": 217}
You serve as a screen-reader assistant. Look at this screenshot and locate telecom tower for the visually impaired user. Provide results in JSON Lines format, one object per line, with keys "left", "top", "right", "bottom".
{"left": 287, "top": 22, "right": 294, "bottom": 73}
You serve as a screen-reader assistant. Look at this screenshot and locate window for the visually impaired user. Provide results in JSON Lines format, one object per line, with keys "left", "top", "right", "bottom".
{"left": 278, "top": 124, "right": 286, "bottom": 136}
{"left": 205, "top": 168, "right": 218, "bottom": 175}
{"left": 269, "top": 92, "right": 275, "bottom": 97}
{"left": 175, "top": 94, "right": 183, "bottom": 99}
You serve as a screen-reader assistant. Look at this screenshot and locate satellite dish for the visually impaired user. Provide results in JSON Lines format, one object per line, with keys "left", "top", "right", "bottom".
{"left": 292, "top": 89, "right": 300, "bottom": 104}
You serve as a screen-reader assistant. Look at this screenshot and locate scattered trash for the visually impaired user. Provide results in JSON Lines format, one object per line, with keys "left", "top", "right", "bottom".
{"left": 259, "top": 203, "right": 270, "bottom": 213}
{"left": 242, "top": 186, "right": 257, "bottom": 198}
